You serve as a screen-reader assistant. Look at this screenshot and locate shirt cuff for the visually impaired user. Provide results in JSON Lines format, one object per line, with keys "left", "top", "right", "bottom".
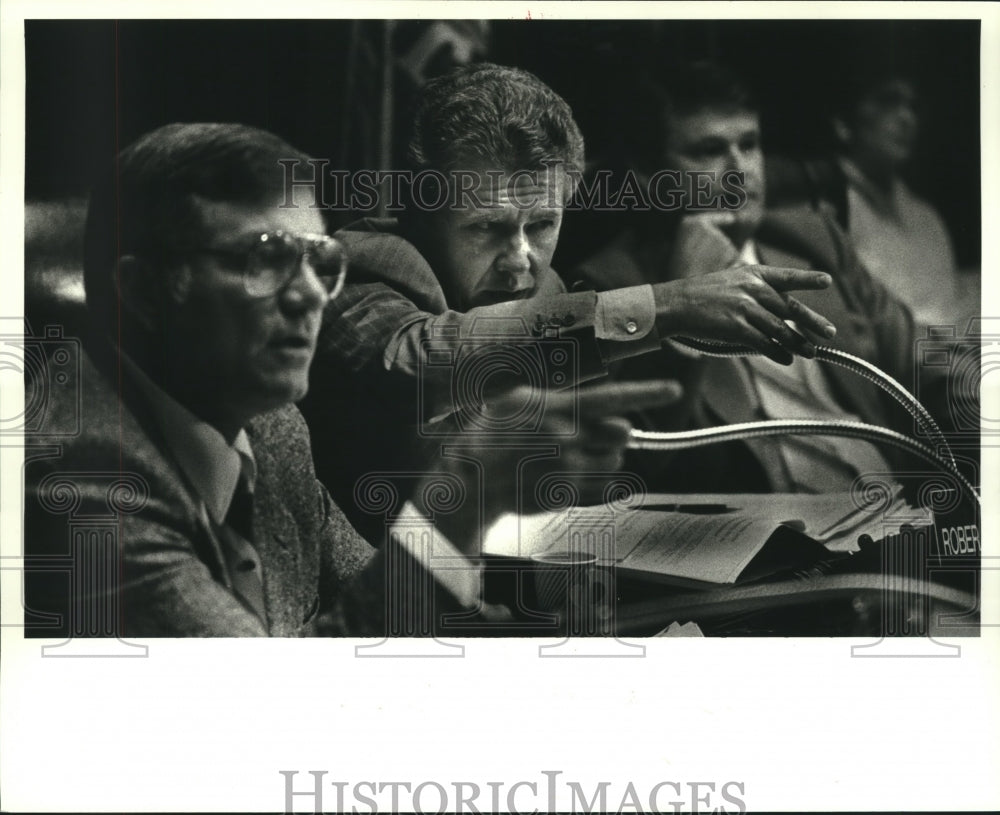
{"left": 594, "top": 285, "right": 661, "bottom": 362}
{"left": 389, "top": 500, "right": 482, "bottom": 609}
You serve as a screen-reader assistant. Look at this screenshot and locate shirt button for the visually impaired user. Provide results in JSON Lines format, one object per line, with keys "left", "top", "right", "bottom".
{"left": 625, "top": 320, "right": 639, "bottom": 335}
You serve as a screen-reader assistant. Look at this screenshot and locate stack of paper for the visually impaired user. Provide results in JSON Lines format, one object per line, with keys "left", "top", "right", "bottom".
{"left": 482, "top": 485, "right": 927, "bottom": 587}
{"left": 706, "top": 487, "right": 930, "bottom": 552}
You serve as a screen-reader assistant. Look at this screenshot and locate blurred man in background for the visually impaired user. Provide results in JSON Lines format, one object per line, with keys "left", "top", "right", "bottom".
{"left": 832, "top": 74, "right": 971, "bottom": 330}
{"left": 572, "top": 62, "right": 925, "bottom": 494}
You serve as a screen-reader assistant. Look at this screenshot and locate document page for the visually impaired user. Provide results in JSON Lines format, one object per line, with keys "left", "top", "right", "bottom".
{"left": 484, "top": 506, "right": 778, "bottom": 585}
{"left": 482, "top": 488, "right": 920, "bottom": 583}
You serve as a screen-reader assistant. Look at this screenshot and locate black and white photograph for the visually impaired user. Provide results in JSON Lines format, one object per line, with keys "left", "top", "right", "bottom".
{"left": 2, "top": 3, "right": 998, "bottom": 812}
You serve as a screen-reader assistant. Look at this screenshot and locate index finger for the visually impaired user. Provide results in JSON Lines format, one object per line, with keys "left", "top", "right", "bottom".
{"left": 753, "top": 266, "right": 832, "bottom": 293}
{"left": 575, "top": 379, "right": 684, "bottom": 418}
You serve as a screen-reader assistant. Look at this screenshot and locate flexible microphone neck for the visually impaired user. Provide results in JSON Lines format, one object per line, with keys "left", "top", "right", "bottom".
{"left": 631, "top": 338, "right": 975, "bottom": 506}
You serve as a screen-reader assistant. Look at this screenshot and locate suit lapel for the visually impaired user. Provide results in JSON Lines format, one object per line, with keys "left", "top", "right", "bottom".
{"left": 698, "top": 357, "right": 792, "bottom": 490}
{"left": 245, "top": 428, "right": 303, "bottom": 636}
{"left": 756, "top": 241, "right": 886, "bottom": 424}
{"left": 95, "top": 347, "right": 233, "bottom": 588}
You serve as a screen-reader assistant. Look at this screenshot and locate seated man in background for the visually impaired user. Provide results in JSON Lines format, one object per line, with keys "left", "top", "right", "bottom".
{"left": 831, "top": 73, "right": 974, "bottom": 331}
{"left": 22, "top": 122, "right": 657, "bottom": 637}
{"left": 302, "top": 62, "right": 837, "bottom": 535}
{"left": 572, "top": 62, "right": 927, "bottom": 495}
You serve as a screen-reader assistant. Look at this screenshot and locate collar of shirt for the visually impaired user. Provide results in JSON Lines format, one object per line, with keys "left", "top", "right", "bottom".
{"left": 838, "top": 156, "right": 902, "bottom": 219}
{"left": 736, "top": 238, "right": 759, "bottom": 267}
{"left": 119, "top": 352, "right": 257, "bottom": 525}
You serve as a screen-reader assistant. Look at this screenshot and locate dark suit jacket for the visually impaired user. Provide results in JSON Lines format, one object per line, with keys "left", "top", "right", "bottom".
{"left": 23, "top": 340, "right": 464, "bottom": 637}
{"left": 572, "top": 207, "right": 918, "bottom": 492}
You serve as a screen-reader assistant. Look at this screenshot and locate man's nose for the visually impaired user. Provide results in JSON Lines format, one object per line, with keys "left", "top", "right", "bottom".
{"left": 500, "top": 267, "right": 535, "bottom": 294}
{"left": 727, "top": 145, "right": 752, "bottom": 174}
{"left": 728, "top": 149, "right": 764, "bottom": 190}
{"left": 496, "top": 229, "right": 533, "bottom": 280}
{"left": 279, "top": 256, "right": 329, "bottom": 313}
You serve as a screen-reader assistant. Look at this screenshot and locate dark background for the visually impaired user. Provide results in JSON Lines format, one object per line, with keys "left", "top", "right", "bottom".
{"left": 24, "top": 18, "right": 981, "bottom": 267}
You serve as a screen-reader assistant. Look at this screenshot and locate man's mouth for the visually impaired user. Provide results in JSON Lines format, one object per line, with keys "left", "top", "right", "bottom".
{"left": 269, "top": 334, "right": 314, "bottom": 352}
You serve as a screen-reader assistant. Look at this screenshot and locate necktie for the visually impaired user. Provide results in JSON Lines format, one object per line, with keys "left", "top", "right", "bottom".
{"left": 225, "top": 475, "right": 254, "bottom": 541}
{"left": 222, "top": 475, "right": 268, "bottom": 625}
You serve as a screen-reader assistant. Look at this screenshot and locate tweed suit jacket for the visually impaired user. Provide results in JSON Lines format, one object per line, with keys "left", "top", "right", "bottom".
{"left": 301, "top": 217, "right": 659, "bottom": 538}
{"left": 23, "top": 340, "right": 458, "bottom": 637}
{"left": 572, "top": 207, "right": 918, "bottom": 492}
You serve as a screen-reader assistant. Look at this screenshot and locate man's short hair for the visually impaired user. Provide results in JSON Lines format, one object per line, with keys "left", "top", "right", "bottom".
{"left": 83, "top": 122, "right": 312, "bottom": 328}
{"left": 404, "top": 62, "right": 585, "bottom": 202}
{"left": 829, "top": 71, "right": 917, "bottom": 129}
{"left": 620, "top": 61, "right": 757, "bottom": 174}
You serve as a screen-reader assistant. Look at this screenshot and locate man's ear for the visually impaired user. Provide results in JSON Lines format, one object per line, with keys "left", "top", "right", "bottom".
{"left": 117, "top": 255, "right": 191, "bottom": 331}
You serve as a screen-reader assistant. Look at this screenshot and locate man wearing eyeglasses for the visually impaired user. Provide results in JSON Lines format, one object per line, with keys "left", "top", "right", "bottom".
{"left": 23, "top": 123, "right": 358, "bottom": 636}
{"left": 26, "top": 122, "right": 651, "bottom": 636}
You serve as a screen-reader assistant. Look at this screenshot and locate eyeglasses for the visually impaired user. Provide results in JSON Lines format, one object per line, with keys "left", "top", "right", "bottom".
{"left": 196, "top": 231, "right": 348, "bottom": 300}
